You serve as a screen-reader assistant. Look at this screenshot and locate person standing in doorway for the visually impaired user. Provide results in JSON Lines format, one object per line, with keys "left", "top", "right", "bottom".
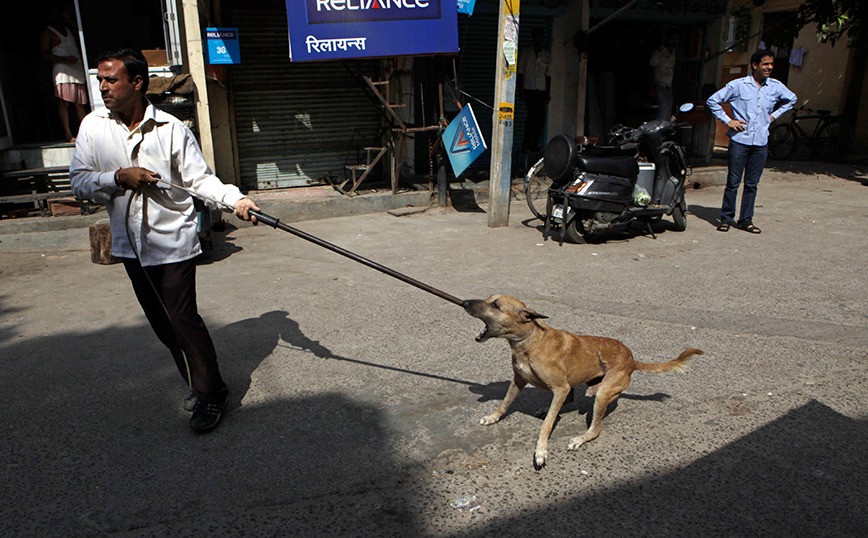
{"left": 517, "top": 28, "right": 552, "bottom": 152}
{"left": 648, "top": 28, "right": 679, "bottom": 122}
{"left": 71, "top": 49, "right": 260, "bottom": 433}
{"left": 707, "top": 50, "right": 797, "bottom": 234}
{"left": 40, "top": 6, "right": 88, "bottom": 142}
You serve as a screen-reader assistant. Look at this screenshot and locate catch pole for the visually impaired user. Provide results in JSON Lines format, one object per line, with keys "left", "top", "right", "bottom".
{"left": 154, "top": 179, "right": 464, "bottom": 307}
{"left": 248, "top": 210, "right": 464, "bottom": 307}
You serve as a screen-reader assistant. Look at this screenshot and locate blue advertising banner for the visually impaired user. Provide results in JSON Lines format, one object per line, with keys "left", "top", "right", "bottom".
{"left": 442, "top": 104, "right": 486, "bottom": 177}
{"left": 205, "top": 28, "right": 241, "bottom": 64}
{"left": 286, "top": 0, "right": 458, "bottom": 61}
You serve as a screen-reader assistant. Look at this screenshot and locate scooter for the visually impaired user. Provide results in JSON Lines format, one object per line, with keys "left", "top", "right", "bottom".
{"left": 528, "top": 103, "right": 694, "bottom": 243}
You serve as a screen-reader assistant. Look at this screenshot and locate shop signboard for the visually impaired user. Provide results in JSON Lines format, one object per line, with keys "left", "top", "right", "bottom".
{"left": 205, "top": 28, "right": 241, "bottom": 64}
{"left": 443, "top": 103, "right": 486, "bottom": 177}
{"left": 286, "top": 0, "right": 458, "bottom": 61}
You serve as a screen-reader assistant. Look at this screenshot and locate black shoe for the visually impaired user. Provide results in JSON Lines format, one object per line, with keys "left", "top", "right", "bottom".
{"left": 189, "top": 392, "right": 228, "bottom": 433}
{"left": 183, "top": 393, "right": 198, "bottom": 412}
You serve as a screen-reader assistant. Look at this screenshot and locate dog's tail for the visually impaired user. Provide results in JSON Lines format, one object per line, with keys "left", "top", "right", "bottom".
{"left": 634, "top": 348, "right": 703, "bottom": 373}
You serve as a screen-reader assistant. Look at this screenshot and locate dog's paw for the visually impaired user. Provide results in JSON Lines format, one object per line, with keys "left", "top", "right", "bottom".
{"left": 567, "top": 435, "right": 589, "bottom": 451}
{"left": 534, "top": 448, "right": 548, "bottom": 469}
{"left": 479, "top": 414, "right": 500, "bottom": 426}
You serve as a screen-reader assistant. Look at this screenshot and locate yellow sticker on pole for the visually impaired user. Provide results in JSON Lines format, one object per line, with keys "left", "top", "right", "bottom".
{"left": 498, "top": 103, "right": 514, "bottom": 121}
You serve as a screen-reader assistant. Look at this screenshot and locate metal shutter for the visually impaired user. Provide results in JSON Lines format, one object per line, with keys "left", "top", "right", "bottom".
{"left": 225, "top": 7, "right": 382, "bottom": 190}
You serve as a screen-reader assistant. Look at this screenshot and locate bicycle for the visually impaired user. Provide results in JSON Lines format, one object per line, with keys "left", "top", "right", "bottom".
{"left": 524, "top": 156, "right": 551, "bottom": 221}
{"left": 767, "top": 105, "right": 842, "bottom": 161}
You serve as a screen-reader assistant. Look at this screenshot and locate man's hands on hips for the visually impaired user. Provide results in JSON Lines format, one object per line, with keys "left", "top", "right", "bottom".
{"left": 116, "top": 167, "right": 161, "bottom": 189}
{"left": 727, "top": 119, "right": 747, "bottom": 132}
{"left": 234, "top": 197, "right": 260, "bottom": 224}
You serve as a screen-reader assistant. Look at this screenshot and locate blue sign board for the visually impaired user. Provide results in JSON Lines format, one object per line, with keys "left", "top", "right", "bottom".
{"left": 442, "top": 104, "right": 486, "bottom": 177}
{"left": 286, "top": 0, "right": 458, "bottom": 61}
{"left": 205, "top": 28, "right": 241, "bottom": 64}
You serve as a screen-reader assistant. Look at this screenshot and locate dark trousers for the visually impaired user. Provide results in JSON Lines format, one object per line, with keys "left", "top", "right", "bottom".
{"left": 522, "top": 89, "right": 548, "bottom": 151}
{"left": 123, "top": 258, "right": 227, "bottom": 404}
{"left": 721, "top": 140, "right": 767, "bottom": 224}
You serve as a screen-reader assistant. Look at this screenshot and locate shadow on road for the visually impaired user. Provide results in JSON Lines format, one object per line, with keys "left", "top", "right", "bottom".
{"left": 688, "top": 203, "right": 721, "bottom": 227}
{"left": 453, "top": 400, "right": 868, "bottom": 537}
{"left": 767, "top": 159, "right": 867, "bottom": 183}
{"left": 2, "top": 309, "right": 865, "bottom": 536}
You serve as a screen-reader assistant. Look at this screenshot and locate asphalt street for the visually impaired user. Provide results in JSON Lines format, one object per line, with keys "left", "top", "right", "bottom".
{"left": 1, "top": 163, "right": 867, "bottom": 537}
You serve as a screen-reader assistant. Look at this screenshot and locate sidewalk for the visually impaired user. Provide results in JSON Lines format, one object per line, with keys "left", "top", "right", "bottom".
{"left": 1, "top": 157, "right": 862, "bottom": 245}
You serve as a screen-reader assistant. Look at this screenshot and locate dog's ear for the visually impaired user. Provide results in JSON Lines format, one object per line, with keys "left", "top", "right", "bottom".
{"left": 521, "top": 308, "right": 548, "bottom": 321}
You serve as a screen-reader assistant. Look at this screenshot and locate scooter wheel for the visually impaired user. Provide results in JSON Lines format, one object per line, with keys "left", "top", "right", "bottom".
{"left": 564, "top": 216, "right": 603, "bottom": 243}
{"left": 671, "top": 201, "right": 687, "bottom": 231}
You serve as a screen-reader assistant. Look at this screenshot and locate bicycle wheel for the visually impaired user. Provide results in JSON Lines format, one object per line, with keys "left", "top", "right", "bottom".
{"left": 524, "top": 157, "right": 552, "bottom": 221}
{"left": 768, "top": 124, "right": 797, "bottom": 160}
{"left": 813, "top": 120, "right": 842, "bottom": 161}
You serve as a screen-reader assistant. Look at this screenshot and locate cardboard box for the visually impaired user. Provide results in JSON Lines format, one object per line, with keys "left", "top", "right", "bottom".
{"left": 48, "top": 198, "right": 80, "bottom": 216}
{"left": 143, "top": 49, "right": 169, "bottom": 67}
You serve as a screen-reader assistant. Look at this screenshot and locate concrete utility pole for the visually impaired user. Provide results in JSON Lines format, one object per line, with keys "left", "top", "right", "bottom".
{"left": 488, "top": 0, "right": 520, "bottom": 228}
{"left": 181, "top": 0, "right": 216, "bottom": 170}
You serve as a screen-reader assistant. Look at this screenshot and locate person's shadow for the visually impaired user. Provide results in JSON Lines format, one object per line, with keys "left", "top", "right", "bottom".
{"left": 213, "top": 310, "right": 486, "bottom": 406}
{"left": 212, "top": 310, "right": 337, "bottom": 405}
{"left": 688, "top": 203, "right": 722, "bottom": 227}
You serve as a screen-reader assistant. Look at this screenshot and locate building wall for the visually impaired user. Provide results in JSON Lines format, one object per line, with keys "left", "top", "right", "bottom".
{"left": 754, "top": 0, "right": 849, "bottom": 114}
{"left": 785, "top": 32, "right": 849, "bottom": 114}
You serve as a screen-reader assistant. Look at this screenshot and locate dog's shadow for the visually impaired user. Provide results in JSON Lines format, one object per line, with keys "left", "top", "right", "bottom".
{"left": 469, "top": 382, "right": 671, "bottom": 427}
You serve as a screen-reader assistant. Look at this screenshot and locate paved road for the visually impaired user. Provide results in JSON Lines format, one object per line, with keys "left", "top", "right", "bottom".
{"left": 1, "top": 166, "right": 867, "bottom": 537}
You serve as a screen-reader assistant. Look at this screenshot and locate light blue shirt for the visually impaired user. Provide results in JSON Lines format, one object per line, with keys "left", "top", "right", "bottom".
{"left": 707, "top": 74, "right": 797, "bottom": 146}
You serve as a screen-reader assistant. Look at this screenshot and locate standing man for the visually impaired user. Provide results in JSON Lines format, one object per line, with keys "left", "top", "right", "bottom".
{"left": 707, "top": 50, "right": 797, "bottom": 234}
{"left": 40, "top": 6, "right": 88, "bottom": 142}
{"left": 71, "top": 49, "right": 259, "bottom": 433}
{"left": 517, "top": 28, "right": 552, "bottom": 152}
{"left": 648, "top": 28, "right": 680, "bottom": 122}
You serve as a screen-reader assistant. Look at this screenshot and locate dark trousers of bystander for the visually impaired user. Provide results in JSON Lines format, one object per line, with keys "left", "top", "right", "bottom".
{"left": 123, "top": 258, "right": 228, "bottom": 404}
{"left": 721, "top": 140, "right": 768, "bottom": 224}
{"left": 522, "top": 89, "right": 548, "bottom": 151}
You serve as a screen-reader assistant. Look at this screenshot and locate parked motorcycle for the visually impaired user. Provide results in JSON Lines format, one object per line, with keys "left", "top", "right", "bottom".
{"left": 524, "top": 104, "right": 694, "bottom": 243}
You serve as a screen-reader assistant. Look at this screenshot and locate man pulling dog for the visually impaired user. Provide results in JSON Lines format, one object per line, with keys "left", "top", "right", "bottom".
{"left": 71, "top": 49, "right": 259, "bottom": 433}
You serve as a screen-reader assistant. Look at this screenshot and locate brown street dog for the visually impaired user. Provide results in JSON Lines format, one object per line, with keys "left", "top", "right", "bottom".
{"left": 464, "top": 294, "right": 702, "bottom": 468}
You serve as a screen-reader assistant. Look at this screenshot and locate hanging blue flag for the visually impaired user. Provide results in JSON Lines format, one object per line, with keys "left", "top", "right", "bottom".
{"left": 457, "top": 0, "right": 476, "bottom": 15}
{"left": 443, "top": 104, "right": 487, "bottom": 177}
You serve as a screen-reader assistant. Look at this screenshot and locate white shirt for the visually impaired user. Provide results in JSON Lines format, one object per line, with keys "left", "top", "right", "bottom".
{"left": 47, "top": 26, "right": 85, "bottom": 85}
{"left": 71, "top": 102, "right": 245, "bottom": 266}
{"left": 517, "top": 47, "right": 552, "bottom": 91}
{"left": 649, "top": 46, "right": 676, "bottom": 87}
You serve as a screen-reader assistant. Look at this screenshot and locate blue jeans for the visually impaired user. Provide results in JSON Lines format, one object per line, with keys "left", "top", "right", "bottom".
{"left": 721, "top": 140, "right": 767, "bottom": 223}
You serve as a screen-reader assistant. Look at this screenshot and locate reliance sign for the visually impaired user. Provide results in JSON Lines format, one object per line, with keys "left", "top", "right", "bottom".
{"left": 308, "top": 0, "right": 440, "bottom": 23}
{"left": 286, "top": 0, "right": 458, "bottom": 61}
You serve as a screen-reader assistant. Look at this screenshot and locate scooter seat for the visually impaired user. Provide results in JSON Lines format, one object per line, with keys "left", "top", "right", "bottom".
{"left": 575, "top": 155, "right": 639, "bottom": 178}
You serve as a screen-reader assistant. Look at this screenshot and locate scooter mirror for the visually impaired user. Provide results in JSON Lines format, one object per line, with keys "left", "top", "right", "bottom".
{"left": 678, "top": 103, "right": 695, "bottom": 113}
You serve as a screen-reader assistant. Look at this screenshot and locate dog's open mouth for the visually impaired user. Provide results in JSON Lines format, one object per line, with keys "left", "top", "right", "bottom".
{"left": 475, "top": 323, "right": 492, "bottom": 343}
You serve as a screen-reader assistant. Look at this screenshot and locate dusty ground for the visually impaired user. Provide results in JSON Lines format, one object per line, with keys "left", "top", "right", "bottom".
{"left": 1, "top": 163, "right": 867, "bottom": 537}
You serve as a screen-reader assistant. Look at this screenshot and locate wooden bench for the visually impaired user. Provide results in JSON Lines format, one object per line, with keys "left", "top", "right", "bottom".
{"left": 0, "top": 166, "right": 94, "bottom": 216}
